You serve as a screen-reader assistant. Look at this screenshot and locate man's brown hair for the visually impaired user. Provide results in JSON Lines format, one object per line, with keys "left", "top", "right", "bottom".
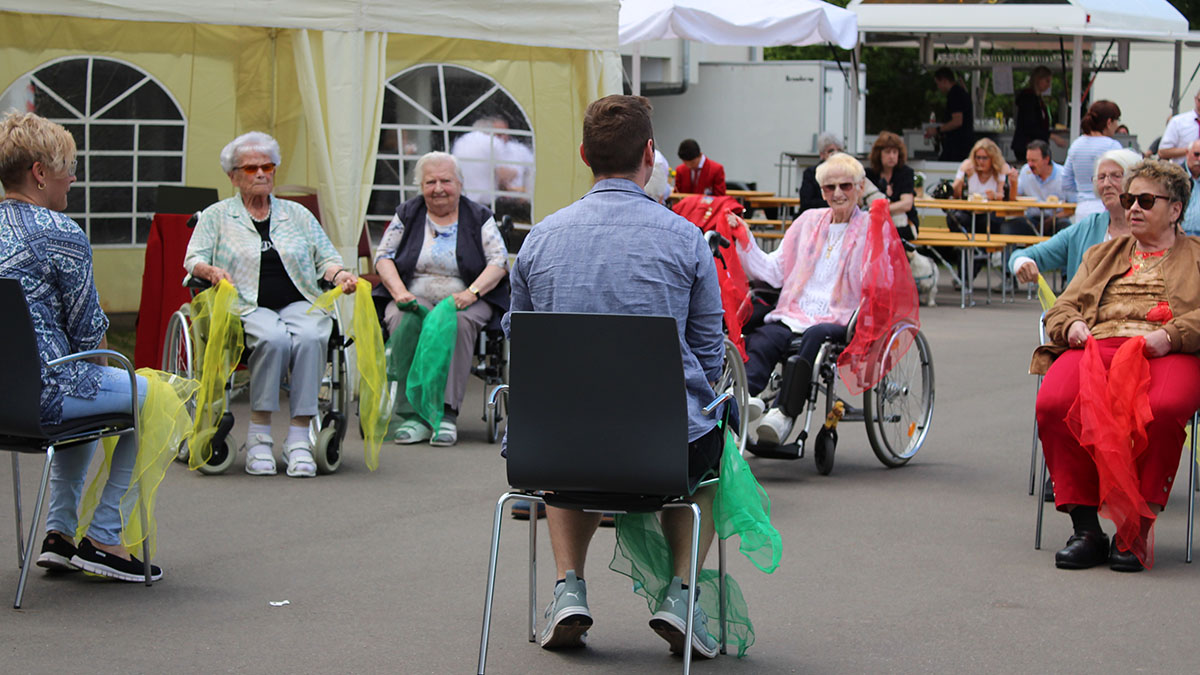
{"left": 582, "top": 95, "right": 653, "bottom": 177}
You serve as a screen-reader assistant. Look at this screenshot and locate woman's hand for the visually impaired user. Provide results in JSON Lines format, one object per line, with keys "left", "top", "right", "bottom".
{"left": 1066, "top": 321, "right": 1092, "bottom": 348}
{"left": 452, "top": 289, "right": 478, "bottom": 310}
{"left": 1144, "top": 329, "right": 1172, "bottom": 358}
{"left": 332, "top": 269, "right": 358, "bottom": 294}
{"left": 197, "top": 263, "right": 232, "bottom": 286}
{"left": 1014, "top": 260, "right": 1040, "bottom": 283}
{"left": 392, "top": 290, "right": 416, "bottom": 305}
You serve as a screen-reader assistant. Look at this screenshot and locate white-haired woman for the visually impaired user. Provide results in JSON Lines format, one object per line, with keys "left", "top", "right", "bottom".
{"left": 184, "top": 131, "right": 358, "bottom": 478}
{"left": 374, "top": 151, "right": 510, "bottom": 446}
{"left": 732, "top": 152, "right": 899, "bottom": 445}
{"left": 1011, "top": 148, "right": 1144, "bottom": 286}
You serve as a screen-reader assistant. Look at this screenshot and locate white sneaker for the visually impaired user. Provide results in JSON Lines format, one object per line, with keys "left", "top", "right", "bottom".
{"left": 755, "top": 408, "right": 793, "bottom": 446}
{"left": 745, "top": 396, "right": 766, "bottom": 424}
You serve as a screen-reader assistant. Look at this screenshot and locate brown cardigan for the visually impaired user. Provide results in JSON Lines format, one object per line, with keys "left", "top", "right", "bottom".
{"left": 1030, "top": 234, "right": 1200, "bottom": 375}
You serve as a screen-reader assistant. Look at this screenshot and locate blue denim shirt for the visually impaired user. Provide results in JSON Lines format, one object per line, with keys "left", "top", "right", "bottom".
{"left": 505, "top": 178, "right": 725, "bottom": 441}
{"left": 1183, "top": 176, "right": 1200, "bottom": 236}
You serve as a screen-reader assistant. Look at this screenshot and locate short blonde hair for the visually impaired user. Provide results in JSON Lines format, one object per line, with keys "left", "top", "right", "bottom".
{"left": 0, "top": 111, "right": 77, "bottom": 189}
{"left": 815, "top": 152, "right": 865, "bottom": 184}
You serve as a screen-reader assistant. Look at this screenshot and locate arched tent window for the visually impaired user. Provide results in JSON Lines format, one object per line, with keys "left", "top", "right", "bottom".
{"left": 0, "top": 57, "right": 186, "bottom": 245}
{"left": 367, "top": 64, "right": 534, "bottom": 242}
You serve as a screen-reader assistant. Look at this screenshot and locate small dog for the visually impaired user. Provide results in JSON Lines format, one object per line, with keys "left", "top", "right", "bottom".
{"left": 907, "top": 250, "right": 939, "bottom": 307}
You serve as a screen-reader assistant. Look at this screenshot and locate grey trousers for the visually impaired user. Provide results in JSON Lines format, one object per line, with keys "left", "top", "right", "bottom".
{"left": 242, "top": 300, "right": 332, "bottom": 418}
{"left": 383, "top": 297, "right": 493, "bottom": 412}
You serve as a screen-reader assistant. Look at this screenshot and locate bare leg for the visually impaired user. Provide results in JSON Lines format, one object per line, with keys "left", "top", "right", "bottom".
{"left": 662, "top": 485, "right": 717, "bottom": 580}
{"left": 547, "top": 506, "right": 601, "bottom": 579}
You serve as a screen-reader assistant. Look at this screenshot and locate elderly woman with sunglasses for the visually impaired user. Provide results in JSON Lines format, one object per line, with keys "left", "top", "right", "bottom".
{"left": 184, "top": 131, "right": 357, "bottom": 478}
{"left": 732, "top": 152, "right": 901, "bottom": 447}
{"left": 1034, "top": 159, "right": 1200, "bottom": 573}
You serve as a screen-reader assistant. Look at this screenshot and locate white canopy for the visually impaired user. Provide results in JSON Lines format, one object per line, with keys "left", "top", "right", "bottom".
{"left": 619, "top": 0, "right": 858, "bottom": 49}
{"left": 0, "top": 0, "right": 620, "bottom": 51}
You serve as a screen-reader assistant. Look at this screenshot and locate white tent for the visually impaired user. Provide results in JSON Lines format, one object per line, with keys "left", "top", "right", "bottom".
{"left": 847, "top": 0, "right": 1191, "bottom": 139}
{"left": 619, "top": 0, "right": 858, "bottom": 95}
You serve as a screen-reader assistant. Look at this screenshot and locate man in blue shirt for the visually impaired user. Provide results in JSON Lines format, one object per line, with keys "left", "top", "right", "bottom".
{"left": 1181, "top": 140, "right": 1200, "bottom": 236}
{"left": 1007, "top": 139, "right": 1069, "bottom": 235}
{"left": 505, "top": 95, "right": 725, "bottom": 658}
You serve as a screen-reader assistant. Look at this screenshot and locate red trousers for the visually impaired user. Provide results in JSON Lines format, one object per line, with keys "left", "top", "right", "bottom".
{"left": 1037, "top": 337, "right": 1200, "bottom": 510}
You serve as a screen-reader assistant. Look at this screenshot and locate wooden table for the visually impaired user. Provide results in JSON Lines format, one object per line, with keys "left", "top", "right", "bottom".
{"left": 670, "top": 189, "right": 776, "bottom": 201}
{"left": 914, "top": 197, "right": 1076, "bottom": 236}
{"left": 745, "top": 195, "right": 801, "bottom": 208}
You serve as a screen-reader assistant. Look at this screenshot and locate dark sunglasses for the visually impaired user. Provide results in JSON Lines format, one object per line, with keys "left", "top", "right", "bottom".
{"left": 820, "top": 182, "right": 855, "bottom": 194}
{"left": 237, "top": 163, "right": 276, "bottom": 175}
{"left": 1118, "top": 192, "right": 1170, "bottom": 209}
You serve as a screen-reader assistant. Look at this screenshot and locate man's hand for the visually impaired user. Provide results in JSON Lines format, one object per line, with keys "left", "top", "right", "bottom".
{"left": 1066, "top": 321, "right": 1091, "bottom": 348}
{"left": 452, "top": 289, "right": 478, "bottom": 310}
{"left": 1014, "top": 260, "right": 1040, "bottom": 284}
{"left": 1144, "top": 329, "right": 1172, "bottom": 358}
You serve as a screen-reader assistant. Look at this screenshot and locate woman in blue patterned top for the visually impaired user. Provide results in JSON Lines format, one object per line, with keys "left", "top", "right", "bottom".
{"left": 0, "top": 112, "right": 159, "bottom": 582}
{"left": 184, "top": 132, "right": 358, "bottom": 478}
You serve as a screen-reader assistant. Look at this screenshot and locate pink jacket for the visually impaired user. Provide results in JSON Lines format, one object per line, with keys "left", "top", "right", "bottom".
{"left": 738, "top": 206, "right": 875, "bottom": 330}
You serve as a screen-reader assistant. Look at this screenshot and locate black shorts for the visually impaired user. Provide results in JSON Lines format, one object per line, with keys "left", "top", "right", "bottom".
{"left": 688, "top": 424, "right": 724, "bottom": 489}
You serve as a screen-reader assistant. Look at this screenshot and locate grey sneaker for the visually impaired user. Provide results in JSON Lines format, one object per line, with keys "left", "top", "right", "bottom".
{"left": 539, "top": 570, "right": 593, "bottom": 649}
{"left": 649, "top": 576, "right": 718, "bottom": 659}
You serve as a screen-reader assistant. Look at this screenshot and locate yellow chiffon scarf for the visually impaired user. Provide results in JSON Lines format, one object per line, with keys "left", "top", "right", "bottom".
{"left": 188, "top": 280, "right": 244, "bottom": 470}
{"left": 76, "top": 369, "right": 199, "bottom": 558}
{"left": 310, "top": 280, "right": 389, "bottom": 470}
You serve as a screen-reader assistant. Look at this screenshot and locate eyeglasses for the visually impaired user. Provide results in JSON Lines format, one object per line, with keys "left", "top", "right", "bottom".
{"left": 820, "top": 182, "right": 855, "bottom": 194}
{"left": 1094, "top": 171, "right": 1123, "bottom": 183}
{"left": 237, "top": 163, "right": 276, "bottom": 175}
{"left": 1118, "top": 192, "right": 1171, "bottom": 209}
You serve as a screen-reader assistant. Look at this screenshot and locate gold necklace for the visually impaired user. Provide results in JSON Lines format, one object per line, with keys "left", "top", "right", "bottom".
{"left": 824, "top": 228, "right": 846, "bottom": 258}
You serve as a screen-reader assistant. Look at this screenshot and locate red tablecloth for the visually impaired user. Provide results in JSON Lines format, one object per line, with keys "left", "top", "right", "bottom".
{"left": 135, "top": 213, "right": 195, "bottom": 369}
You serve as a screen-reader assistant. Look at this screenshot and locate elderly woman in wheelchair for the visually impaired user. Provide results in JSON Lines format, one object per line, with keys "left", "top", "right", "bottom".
{"left": 184, "top": 131, "right": 358, "bottom": 477}
{"left": 1035, "top": 159, "right": 1200, "bottom": 572}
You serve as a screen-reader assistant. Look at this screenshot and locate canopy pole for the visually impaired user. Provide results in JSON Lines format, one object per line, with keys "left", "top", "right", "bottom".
{"left": 1069, "top": 36, "right": 1082, "bottom": 140}
{"left": 851, "top": 38, "right": 863, "bottom": 154}
{"left": 632, "top": 43, "right": 642, "bottom": 96}
{"left": 1172, "top": 40, "right": 1183, "bottom": 115}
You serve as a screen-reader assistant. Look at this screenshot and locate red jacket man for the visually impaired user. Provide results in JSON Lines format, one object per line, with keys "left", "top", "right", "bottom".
{"left": 674, "top": 138, "right": 726, "bottom": 196}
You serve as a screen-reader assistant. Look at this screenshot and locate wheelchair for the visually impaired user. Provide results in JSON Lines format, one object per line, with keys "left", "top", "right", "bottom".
{"left": 742, "top": 303, "right": 935, "bottom": 475}
{"left": 161, "top": 277, "right": 351, "bottom": 475}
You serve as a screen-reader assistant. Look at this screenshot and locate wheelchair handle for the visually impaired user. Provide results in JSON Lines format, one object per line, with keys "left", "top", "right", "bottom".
{"left": 487, "top": 384, "right": 509, "bottom": 410}
{"left": 702, "top": 391, "right": 733, "bottom": 416}
{"left": 704, "top": 229, "right": 730, "bottom": 253}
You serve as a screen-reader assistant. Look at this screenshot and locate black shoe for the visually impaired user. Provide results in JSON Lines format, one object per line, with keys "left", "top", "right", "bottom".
{"left": 70, "top": 538, "right": 163, "bottom": 582}
{"left": 36, "top": 532, "right": 79, "bottom": 573}
{"left": 1055, "top": 531, "right": 1109, "bottom": 569}
{"left": 511, "top": 500, "right": 547, "bottom": 520}
{"left": 1109, "top": 540, "right": 1145, "bottom": 573}
{"left": 598, "top": 513, "right": 617, "bottom": 528}
{"left": 1043, "top": 481, "right": 1056, "bottom": 503}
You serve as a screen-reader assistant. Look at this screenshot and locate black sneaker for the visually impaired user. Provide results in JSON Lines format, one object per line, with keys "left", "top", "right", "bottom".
{"left": 70, "top": 538, "right": 163, "bottom": 582}
{"left": 36, "top": 532, "right": 79, "bottom": 573}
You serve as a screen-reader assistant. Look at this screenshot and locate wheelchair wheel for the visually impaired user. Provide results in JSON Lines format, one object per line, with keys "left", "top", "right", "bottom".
{"left": 314, "top": 425, "right": 343, "bottom": 474}
{"left": 716, "top": 338, "right": 749, "bottom": 450}
{"left": 196, "top": 436, "right": 237, "bottom": 475}
{"left": 161, "top": 310, "right": 195, "bottom": 463}
{"left": 814, "top": 426, "right": 837, "bottom": 476}
{"left": 863, "top": 327, "right": 935, "bottom": 468}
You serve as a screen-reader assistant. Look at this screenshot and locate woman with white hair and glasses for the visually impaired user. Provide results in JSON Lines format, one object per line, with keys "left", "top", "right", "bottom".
{"left": 373, "top": 151, "right": 510, "bottom": 446}
{"left": 185, "top": 131, "right": 358, "bottom": 478}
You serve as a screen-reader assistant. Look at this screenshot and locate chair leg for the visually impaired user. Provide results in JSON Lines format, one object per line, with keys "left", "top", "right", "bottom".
{"left": 1035, "top": 458, "right": 1048, "bottom": 551}
{"left": 12, "top": 453, "right": 23, "bottom": 569}
{"left": 140, "top": 500, "right": 152, "bottom": 586}
{"left": 527, "top": 496, "right": 539, "bottom": 643}
{"left": 1188, "top": 414, "right": 1196, "bottom": 563}
{"left": 477, "top": 492, "right": 517, "bottom": 675}
{"left": 1028, "top": 375, "right": 1042, "bottom": 496}
{"left": 14, "top": 446, "right": 54, "bottom": 609}
{"left": 717, "top": 537, "right": 727, "bottom": 656}
{"left": 680, "top": 502, "right": 702, "bottom": 675}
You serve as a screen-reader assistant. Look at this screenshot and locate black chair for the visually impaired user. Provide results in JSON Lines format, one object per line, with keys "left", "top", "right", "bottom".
{"left": 0, "top": 278, "right": 150, "bottom": 608}
{"left": 477, "top": 312, "right": 731, "bottom": 675}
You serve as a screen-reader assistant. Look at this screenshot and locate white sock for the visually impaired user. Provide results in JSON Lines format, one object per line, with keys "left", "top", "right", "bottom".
{"left": 286, "top": 425, "right": 309, "bottom": 446}
{"left": 247, "top": 422, "right": 272, "bottom": 449}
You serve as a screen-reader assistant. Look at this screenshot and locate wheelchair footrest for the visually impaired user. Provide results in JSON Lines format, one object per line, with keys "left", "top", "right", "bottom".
{"left": 745, "top": 440, "right": 804, "bottom": 460}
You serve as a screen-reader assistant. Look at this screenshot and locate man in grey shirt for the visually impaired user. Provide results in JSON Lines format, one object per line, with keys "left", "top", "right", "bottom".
{"left": 504, "top": 95, "right": 725, "bottom": 658}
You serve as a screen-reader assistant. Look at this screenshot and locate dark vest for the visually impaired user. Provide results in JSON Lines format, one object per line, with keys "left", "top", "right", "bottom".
{"left": 387, "top": 196, "right": 511, "bottom": 320}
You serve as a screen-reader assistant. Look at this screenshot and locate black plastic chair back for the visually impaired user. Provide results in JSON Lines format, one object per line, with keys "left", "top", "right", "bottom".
{"left": 0, "top": 278, "right": 49, "bottom": 438}
{"left": 506, "top": 312, "right": 689, "bottom": 497}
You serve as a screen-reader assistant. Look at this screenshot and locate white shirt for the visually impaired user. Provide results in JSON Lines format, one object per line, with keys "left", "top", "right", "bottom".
{"left": 791, "top": 221, "right": 849, "bottom": 332}
{"left": 1159, "top": 110, "right": 1200, "bottom": 165}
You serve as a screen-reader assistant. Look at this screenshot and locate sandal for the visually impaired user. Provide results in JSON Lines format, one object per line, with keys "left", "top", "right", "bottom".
{"left": 282, "top": 441, "right": 317, "bottom": 478}
{"left": 429, "top": 419, "right": 458, "bottom": 447}
{"left": 244, "top": 434, "right": 277, "bottom": 475}
{"left": 394, "top": 419, "right": 432, "bottom": 445}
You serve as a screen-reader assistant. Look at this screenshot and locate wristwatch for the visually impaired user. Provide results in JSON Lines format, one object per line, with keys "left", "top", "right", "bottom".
{"left": 468, "top": 285, "right": 481, "bottom": 297}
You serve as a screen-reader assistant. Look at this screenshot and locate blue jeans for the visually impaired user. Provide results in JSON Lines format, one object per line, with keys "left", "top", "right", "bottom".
{"left": 45, "top": 366, "right": 148, "bottom": 546}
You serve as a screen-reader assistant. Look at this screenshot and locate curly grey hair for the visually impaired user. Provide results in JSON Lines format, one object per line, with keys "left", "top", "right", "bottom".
{"left": 219, "top": 131, "right": 281, "bottom": 174}
{"left": 413, "top": 151, "right": 464, "bottom": 187}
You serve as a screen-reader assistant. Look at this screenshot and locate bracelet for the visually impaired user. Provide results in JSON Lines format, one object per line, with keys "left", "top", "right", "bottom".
{"left": 1165, "top": 331, "right": 1173, "bottom": 346}
{"left": 468, "top": 285, "right": 481, "bottom": 297}
{"left": 331, "top": 267, "right": 347, "bottom": 281}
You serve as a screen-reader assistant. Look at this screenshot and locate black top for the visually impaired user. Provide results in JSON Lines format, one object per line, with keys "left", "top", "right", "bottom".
{"left": 1011, "top": 87, "right": 1050, "bottom": 160}
{"left": 798, "top": 165, "right": 827, "bottom": 213}
{"left": 253, "top": 216, "right": 306, "bottom": 311}
{"left": 941, "top": 83, "right": 975, "bottom": 162}
{"left": 865, "top": 166, "right": 919, "bottom": 239}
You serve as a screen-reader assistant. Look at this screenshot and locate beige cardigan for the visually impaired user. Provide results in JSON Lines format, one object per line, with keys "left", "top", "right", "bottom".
{"left": 1031, "top": 234, "right": 1200, "bottom": 375}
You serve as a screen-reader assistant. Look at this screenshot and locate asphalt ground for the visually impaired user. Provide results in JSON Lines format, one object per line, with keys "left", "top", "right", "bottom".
{"left": 3, "top": 277, "right": 1199, "bottom": 674}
